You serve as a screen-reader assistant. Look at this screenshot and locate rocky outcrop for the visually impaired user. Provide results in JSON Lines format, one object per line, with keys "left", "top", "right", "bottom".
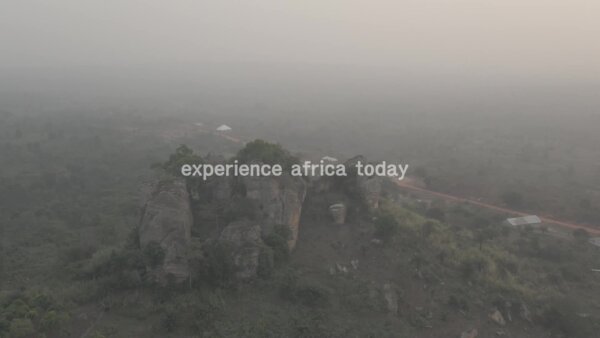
{"left": 219, "top": 220, "right": 264, "bottom": 280}
{"left": 329, "top": 203, "right": 347, "bottom": 224}
{"left": 203, "top": 154, "right": 233, "bottom": 202}
{"left": 382, "top": 283, "right": 399, "bottom": 314}
{"left": 519, "top": 303, "right": 532, "bottom": 322}
{"left": 357, "top": 176, "right": 382, "bottom": 210}
{"left": 139, "top": 179, "right": 193, "bottom": 284}
{"left": 345, "top": 155, "right": 382, "bottom": 210}
{"left": 460, "top": 328, "right": 478, "bottom": 338}
{"left": 489, "top": 309, "right": 506, "bottom": 326}
{"left": 242, "top": 174, "right": 306, "bottom": 249}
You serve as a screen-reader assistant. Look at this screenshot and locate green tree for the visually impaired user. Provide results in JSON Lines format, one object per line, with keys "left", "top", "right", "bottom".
{"left": 572, "top": 228, "right": 590, "bottom": 243}
{"left": 235, "top": 139, "right": 298, "bottom": 169}
{"left": 159, "top": 144, "right": 203, "bottom": 176}
{"left": 9, "top": 318, "right": 35, "bottom": 338}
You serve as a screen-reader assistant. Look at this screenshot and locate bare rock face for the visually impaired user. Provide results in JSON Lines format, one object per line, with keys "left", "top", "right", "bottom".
{"left": 219, "top": 221, "right": 264, "bottom": 280}
{"left": 242, "top": 174, "right": 306, "bottom": 249}
{"left": 329, "top": 203, "right": 347, "bottom": 224}
{"left": 490, "top": 309, "right": 506, "bottom": 326}
{"left": 204, "top": 154, "right": 233, "bottom": 202}
{"left": 519, "top": 303, "right": 532, "bottom": 323}
{"left": 460, "top": 328, "right": 478, "bottom": 338}
{"left": 357, "top": 176, "right": 382, "bottom": 210}
{"left": 345, "top": 155, "right": 382, "bottom": 210}
{"left": 382, "top": 283, "right": 399, "bottom": 314}
{"left": 139, "top": 179, "right": 192, "bottom": 284}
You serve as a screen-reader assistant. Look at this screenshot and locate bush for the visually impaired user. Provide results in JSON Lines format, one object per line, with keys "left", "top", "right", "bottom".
{"left": 200, "top": 242, "right": 237, "bottom": 288}
{"left": 221, "top": 197, "right": 258, "bottom": 223}
{"left": 572, "top": 228, "right": 590, "bottom": 243}
{"left": 276, "top": 271, "right": 330, "bottom": 308}
{"left": 39, "top": 310, "right": 70, "bottom": 333}
{"left": 426, "top": 207, "right": 445, "bottom": 221}
{"left": 235, "top": 139, "right": 298, "bottom": 169}
{"left": 295, "top": 283, "right": 330, "bottom": 307}
{"left": 9, "top": 318, "right": 35, "bottom": 338}
{"left": 539, "top": 302, "right": 598, "bottom": 338}
{"left": 161, "top": 306, "right": 178, "bottom": 332}
{"left": 159, "top": 144, "right": 203, "bottom": 176}
{"left": 501, "top": 191, "right": 523, "bottom": 208}
{"left": 142, "top": 241, "right": 166, "bottom": 269}
{"left": 257, "top": 246, "right": 275, "bottom": 278}
{"left": 459, "top": 250, "right": 491, "bottom": 280}
{"left": 263, "top": 225, "right": 291, "bottom": 266}
{"left": 374, "top": 213, "right": 400, "bottom": 242}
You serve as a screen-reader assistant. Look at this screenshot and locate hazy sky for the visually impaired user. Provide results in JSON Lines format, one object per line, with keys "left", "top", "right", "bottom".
{"left": 1, "top": 1, "right": 599, "bottom": 82}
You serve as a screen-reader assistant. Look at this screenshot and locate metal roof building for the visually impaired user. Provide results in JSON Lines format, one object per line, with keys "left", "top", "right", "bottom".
{"left": 506, "top": 215, "right": 542, "bottom": 226}
{"left": 216, "top": 124, "right": 232, "bottom": 131}
{"left": 322, "top": 156, "right": 338, "bottom": 162}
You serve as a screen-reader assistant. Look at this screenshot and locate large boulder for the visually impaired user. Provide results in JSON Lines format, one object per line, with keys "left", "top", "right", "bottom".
{"left": 219, "top": 221, "right": 264, "bottom": 280}
{"left": 357, "top": 176, "right": 382, "bottom": 210}
{"left": 242, "top": 174, "right": 306, "bottom": 249}
{"left": 460, "top": 328, "right": 478, "bottom": 338}
{"left": 139, "top": 179, "right": 193, "bottom": 284}
{"left": 204, "top": 153, "right": 233, "bottom": 201}
{"left": 329, "top": 203, "right": 347, "bottom": 224}
{"left": 489, "top": 309, "right": 506, "bottom": 326}
{"left": 345, "top": 155, "right": 382, "bottom": 210}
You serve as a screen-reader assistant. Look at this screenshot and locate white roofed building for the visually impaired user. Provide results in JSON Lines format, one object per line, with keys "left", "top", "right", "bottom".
{"left": 216, "top": 124, "right": 232, "bottom": 131}
{"left": 505, "top": 215, "right": 542, "bottom": 226}
{"left": 322, "top": 156, "right": 338, "bottom": 162}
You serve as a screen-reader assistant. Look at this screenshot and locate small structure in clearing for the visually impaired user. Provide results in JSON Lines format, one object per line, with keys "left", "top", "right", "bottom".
{"left": 589, "top": 237, "right": 600, "bottom": 248}
{"left": 505, "top": 215, "right": 542, "bottom": 226}
{"left": 216, "top": 124, "right": 232, "bottom": 132}
{"left": 322, "top": 156, "right": 338, "bottom": 162}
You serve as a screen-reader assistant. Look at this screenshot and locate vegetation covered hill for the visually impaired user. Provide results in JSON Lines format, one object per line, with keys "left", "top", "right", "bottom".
{"left": 1, "top": 113, "right": 599, "bottom": 338}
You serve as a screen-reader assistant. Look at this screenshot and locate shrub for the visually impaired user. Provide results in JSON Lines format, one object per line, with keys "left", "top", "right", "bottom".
{"left": 235, "top": 139, "right": 298, "bottom": 169}
{"left": 200, "top": 242, "right": 237, "bottom": 288}
{"left": 539, "top": 302, "right": 597, "bottom": 338}
{"left": 161, "top": 306, "right": 178, "bottom": 332}
{"left": 572, "top": 228, "right": 590, "bottom": 243}
{"left": 221, "top": 197, "right": 258, "bottom": 223}
{"left": 426, "top": 207, "right": 445, "bottom": 221}
{"left": 159, "top": 144, "right": 203, "bottom": 176}
{"left": 257, "top": 246, "right": 275, "bottom": 278}
{"left": 9, "top": 318, "right": 35, "bottom": 338}
{"left": 276, "top": 271, "right": 330, "bottom": 307}
{"left": 295, "top": 283, "right": 330, "bottom": 307}
{"left": 501, "top": 191, "right": 523, "bottom": 208}
{"left": 374, "top": 213, "right": 400, "bottom": 242}
{"left": 263, "top": 225, "right": 291, "bottom": 266}
{"left": 39, "top": 310, "right": 70, "bottom": 333}
{"left": 142, "top": 241, "right": 166, "bottom": 269}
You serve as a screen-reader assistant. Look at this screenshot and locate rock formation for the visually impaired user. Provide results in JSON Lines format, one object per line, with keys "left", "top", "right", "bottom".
{"left": 345, "top": 155, "right": 382, "bottom": 210}
{"left": 139, "top": 179, "right": 193, "bottom": 284}
{"left": 382, "top": 283, "right": 399, "bottom": 314}
{"left": 329, "top": 203, "right": 347, "bottom": 224}
{"left": 357, "top": 176, "right": 382, "bottom": 210}
{"left": 242, "top": 174, "right": 306, "bottom": 249}
{"left": 489, "top": 309, "right": 506, "bottom": 326}
{"left": 219, "top": 220, "right": 264, "bottom": 280}
{"left": 460, "top": 328, "right": 478, "bottom": 338}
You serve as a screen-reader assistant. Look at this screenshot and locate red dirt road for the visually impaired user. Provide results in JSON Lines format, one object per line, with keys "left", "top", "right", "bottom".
{"left": 393, "top": 180, "right": 600, "bottom": 235}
